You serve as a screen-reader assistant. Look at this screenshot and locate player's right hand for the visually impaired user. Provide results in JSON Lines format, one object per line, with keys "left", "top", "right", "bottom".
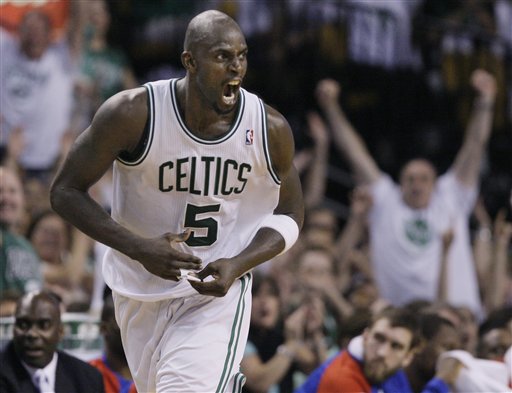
{"left": 134, "top": 230, "right": 202, "bottom": 280}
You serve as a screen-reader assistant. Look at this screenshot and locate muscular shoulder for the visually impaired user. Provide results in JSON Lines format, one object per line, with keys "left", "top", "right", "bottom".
{"left": 91, "top": 87, "right": 148, "bottom": 153}
{"left": 265, "top": 104, "right": 295, "bottom": 178}
{"left": 97, "top": 87, "right": 147, "bottom": 125}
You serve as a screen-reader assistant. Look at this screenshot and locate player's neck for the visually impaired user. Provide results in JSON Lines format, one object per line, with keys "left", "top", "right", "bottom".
{"left": 175, "top": 79, "right": 237, "bottom": 140}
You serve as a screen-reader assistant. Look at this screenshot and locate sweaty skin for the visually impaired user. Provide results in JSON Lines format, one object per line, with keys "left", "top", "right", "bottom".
{"left": 50, "top": 10, "right": 303, "bottom": 297}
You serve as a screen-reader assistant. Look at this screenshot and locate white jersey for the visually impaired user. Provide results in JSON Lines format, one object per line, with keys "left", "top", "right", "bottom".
{"left": 368, "top": 172, "right": 482, "bottom": 316}
{"left": 103, "top": 79, "right": 280, "bottom": 300}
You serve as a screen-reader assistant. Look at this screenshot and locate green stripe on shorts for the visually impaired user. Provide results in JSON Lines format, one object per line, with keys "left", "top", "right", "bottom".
{"left": 232, "top": 372, "right": 246, "bottom": 393}
{"left": 216, "top": 274, "right": 250, "bottom": 393}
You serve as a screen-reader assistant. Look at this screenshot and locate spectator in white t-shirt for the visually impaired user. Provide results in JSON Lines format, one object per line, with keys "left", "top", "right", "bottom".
{"left": 315, "top": 69, "right": 497, "bottom": 318}
{"left": 0, "top": 5, "right": 83, "bottom": 182}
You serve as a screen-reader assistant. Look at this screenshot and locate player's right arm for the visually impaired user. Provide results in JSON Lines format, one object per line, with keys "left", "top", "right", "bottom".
{"left": 50, "top": 88, "right": 201, "bottom": 280}
{"left": 315, "top": 79, "right": 381, "bottom": 185}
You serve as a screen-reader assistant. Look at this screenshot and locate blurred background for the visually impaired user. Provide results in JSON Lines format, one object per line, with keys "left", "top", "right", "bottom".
{"left": 0, "top": 1, "right": 511, "bottom": 390}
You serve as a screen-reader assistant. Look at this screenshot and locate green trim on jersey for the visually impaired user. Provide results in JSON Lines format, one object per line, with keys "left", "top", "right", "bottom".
{"left": 259, "top": 99, "right": 280, "bottom": 185}
{"left": 170, "top": 79, "right": 245, "bottom": 145}
{"left": 216, "top": 273, "right": 251, "bottom": 393}
{"left": 232, "top": 372, "right": 246, "bottom": 393}
{"left": 117, "top": 84, "right": 156, "bottom": 166}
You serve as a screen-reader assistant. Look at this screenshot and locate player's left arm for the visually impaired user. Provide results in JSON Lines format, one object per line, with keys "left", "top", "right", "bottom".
{"left": 190, "top": 105, "right": 304, "bottom": 297}
{"left": 450, "top": 69, "right": 497, "bottom": 187}
{"left": 266, "top": 104, "right": 305, "bottom": 226}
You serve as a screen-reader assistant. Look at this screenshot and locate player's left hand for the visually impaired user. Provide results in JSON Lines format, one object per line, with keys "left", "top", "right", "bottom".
{"left": 188, "top": 258, "right": 240, "bottom": 297}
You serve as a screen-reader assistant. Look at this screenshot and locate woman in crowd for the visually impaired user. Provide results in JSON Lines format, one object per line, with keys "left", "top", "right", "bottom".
{"left": 27, "top": 210, "right": 94, "bottom": 310}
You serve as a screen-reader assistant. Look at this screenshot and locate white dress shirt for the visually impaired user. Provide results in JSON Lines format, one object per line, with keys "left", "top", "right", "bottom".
{"left": 22, "top": 352, "right": 58, "bottom": 393}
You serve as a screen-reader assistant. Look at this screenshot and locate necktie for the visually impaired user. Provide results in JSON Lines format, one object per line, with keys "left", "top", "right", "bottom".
{"left": 34, "top": 369, "right": 54, "bottom": 393}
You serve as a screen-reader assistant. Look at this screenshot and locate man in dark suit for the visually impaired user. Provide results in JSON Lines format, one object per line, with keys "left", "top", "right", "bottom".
{"left": 0, "top": 290, "right": 104, "bottom": 393}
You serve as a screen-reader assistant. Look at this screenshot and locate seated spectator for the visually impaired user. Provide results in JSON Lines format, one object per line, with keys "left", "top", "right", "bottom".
{"left": 27, "top": 210, "right": 94, "bottom": 311}
{"left": 405, "top": 313, "right": 462, "bottom": 393}
{"left": 422, "top": 301, "right": 462, "bottom": 328}
{"left": 0, "top": 166, "right": 42, "bottom": 299}
{"left": 90, "top": 291, "right": 136, "bottom": 393}
{"left": 477, "top": 307, "right": 512, "bottom": 362}
{"left": 436, "top": 349, "right": 511, "bottom": 393}
{"left": 0, "top": 290, "right": 104, "bottom": 392}
{"left": 405, "top": 302, "right": 504, "bottom": 390}
{"left": 336, "top": 308, "right": 372, "bottom": 350}
{"left": 423, "top": 301, "right": 479, "bottom": 354}
{"left": 423, "top": 287, "right": 480, "bottom": 354}
{"left": 295, "top": 307, "right": 461, "bottom": 393}
{"left": 241, "top": 273, "right": 325, "bottom": 393}
{"left": 453, "top": 306, "right": 479, "bottom": 354}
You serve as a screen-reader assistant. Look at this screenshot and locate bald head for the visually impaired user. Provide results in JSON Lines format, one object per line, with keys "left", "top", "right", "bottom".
{"left": 180, "top": 9, "right": 247, "bottom": 114}
{"left": 184, "top": 10, "right": 241, "bottom": 52}
{"left": 13, "top": 290, "right": 63, "bottom": 368}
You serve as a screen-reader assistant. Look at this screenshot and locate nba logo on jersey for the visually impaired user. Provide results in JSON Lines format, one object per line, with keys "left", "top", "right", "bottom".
{"left": 245, "top": 129, "right": 254, "bottom": 145}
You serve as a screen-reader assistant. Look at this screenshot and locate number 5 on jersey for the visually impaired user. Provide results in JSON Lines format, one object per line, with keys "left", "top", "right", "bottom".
{"left": 184, "top": 203, "right": 221, "bottom": 246}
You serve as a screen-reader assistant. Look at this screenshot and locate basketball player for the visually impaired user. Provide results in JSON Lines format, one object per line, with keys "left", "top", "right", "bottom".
{"left": 50, "top": 10, "right": 303, "bottom": 393}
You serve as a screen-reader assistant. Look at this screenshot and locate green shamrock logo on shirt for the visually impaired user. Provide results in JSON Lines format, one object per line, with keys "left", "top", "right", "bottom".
{"left": 404, "top": 218, "right": 432, "bottom": 247}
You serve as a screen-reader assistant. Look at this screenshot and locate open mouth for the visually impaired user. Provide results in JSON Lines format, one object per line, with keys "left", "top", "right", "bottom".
{"left": 222, "top": 80, "right": 240, "bottom": 105}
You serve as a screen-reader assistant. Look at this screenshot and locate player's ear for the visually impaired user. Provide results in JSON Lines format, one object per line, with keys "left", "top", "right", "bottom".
{"left": 181, "top": 51, "right": 196, "bottom": 72}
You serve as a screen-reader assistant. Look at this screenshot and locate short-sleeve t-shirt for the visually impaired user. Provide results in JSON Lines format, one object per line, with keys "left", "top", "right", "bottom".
{"left": 368, "top": 171, "right": 481, "bottom": 315}
{"left": 0, "top": 30, "right": 74, "bottom": 170}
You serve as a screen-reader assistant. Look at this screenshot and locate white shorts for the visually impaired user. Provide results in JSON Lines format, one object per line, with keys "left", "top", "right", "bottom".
{"left": 112, "top": 274, "right": 252, "bottom": 393}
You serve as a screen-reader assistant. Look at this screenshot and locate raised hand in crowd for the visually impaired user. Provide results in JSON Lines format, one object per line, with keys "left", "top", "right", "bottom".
{"left": 485, "top": 207, "right": 512, "bottom": 311}
{"left": 302, "top": 112, "right": 330, "bottom": 209}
